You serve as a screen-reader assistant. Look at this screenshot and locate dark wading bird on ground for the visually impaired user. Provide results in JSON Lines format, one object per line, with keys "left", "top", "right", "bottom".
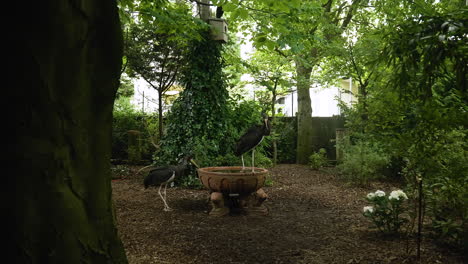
{"left": 144, "top": 155, "right": 199, "bottom": 211}
{"left": 234, "top": 113, "right": 270, "bottom": 172}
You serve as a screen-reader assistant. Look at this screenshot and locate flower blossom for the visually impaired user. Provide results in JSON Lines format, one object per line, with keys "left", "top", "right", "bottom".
{"left": 389, "top": 190, "right": 408, "bottom": 201}
{"left": 367, "top": 192, "right": 376, "bottom": 199}
{"left": 363, "top": 206, "right": 374, "bottom": 213}
{"left": 375, "top": 190, "right": 386, "bottom": 197}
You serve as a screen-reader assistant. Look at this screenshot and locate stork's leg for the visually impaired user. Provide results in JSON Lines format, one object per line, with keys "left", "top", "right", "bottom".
{"left": 158, "top": 183, "right": 171, "bottom": 211}
{"left": 251, "top": 149, "right": 255, "bottom": 172}
{"left": 158, "top": 184, "right": 166, "bottom": 210}
{"left": 241, "top": 155, "right": 245, "bottom": 170}
{"left": 163, "top": 183, "right": 172, "bottom": 211}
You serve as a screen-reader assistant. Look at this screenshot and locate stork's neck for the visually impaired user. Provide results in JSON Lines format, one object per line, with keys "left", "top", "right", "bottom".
{"left": 263, "top": 119, "right": 270, "bottom": 135}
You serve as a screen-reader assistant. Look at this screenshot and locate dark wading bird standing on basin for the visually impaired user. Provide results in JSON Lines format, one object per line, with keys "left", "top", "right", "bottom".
{"left": 234, "top": 113, "right": 270, "bottom": 172}
{"left": 144, "top": 155, "right": 199, "bottom": 211}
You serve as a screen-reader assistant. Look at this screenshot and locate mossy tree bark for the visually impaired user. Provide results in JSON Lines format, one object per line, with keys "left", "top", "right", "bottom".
{"left": 295, "top": 59, "right": 314, "bottom": 164}
{"left": 9, "top": 0, "right": 127, "bottom": 263}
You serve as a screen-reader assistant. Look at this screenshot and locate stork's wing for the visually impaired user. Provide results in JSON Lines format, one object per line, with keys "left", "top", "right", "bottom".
{"left": 144, "top": 167, "right": 176, "bottom": 187}
{"left": 235, "top": 125, "right": 264, "bottom": 156}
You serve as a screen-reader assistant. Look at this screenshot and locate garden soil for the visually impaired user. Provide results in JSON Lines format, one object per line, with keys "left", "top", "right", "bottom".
{"left": 112, "top": 164, "right": 465, "bottom": 264}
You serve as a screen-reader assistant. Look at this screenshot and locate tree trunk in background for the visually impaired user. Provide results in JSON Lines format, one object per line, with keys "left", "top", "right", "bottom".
{"left": 295, "top": 60, "right": 314, "bottom": 164}
{"left": 158, "top": 89, "right": 164, "bottom": 141}
{"left": 271, "top": 84, "right": 278, "bottom": 165}
{"left": 8, "top": 0, "right": 127, "bottom": 263}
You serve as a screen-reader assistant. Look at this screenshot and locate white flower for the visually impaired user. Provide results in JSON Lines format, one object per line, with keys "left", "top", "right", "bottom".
{"left": 367, "top": 192, "right": 376, "bottom": 199}
{"left": 389, "top": 190, "right": 408, "bottom": 201}
{"left": 363, "top": 206, "right": 374, "bottom": 213}
{"left": 375, "top": 190, "right": 386, "bottom": 197}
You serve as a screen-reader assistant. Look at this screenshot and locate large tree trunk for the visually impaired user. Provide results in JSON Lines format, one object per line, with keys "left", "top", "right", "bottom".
{"left": 295, "top": 60, "right": 314, "bottom": 164}
{"left": 9, "top": 0, "right": 127, "bottom": 263}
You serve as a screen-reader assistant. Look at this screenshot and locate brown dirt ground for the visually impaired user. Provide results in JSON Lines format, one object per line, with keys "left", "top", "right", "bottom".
{"left": 112, "top": 164, "right": 465, "bottom": 264}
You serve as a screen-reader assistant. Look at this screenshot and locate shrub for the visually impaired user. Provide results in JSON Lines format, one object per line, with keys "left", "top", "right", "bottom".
{"left": 420, "top": 129, "right": 468, "bottom": 250}
{"left": 363, "top": 189, "right": 409, "bottom": 234}
{"left": 275, "top": 117, "right": 297, "bottom": 163}
{"left": 308, "top": 148, "right": 328, "bottom": 170}
{"left": 112, "top": 97, "right": 158, "bottom": 161}
{"left": 427, "top": 177, "right": 468, "bottom": 251}
{"left": 337, "top": 138, "right": 390, "bottom": 185}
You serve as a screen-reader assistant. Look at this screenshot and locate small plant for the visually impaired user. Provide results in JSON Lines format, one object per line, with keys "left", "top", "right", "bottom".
{"left": 308, "top": 148, "right": 328, "bottom": 170}
{"left": 362, "top": 189, "right": 409, "bottom": 234}
{"left": 337, "top": 139, "right": 390, "bottom": 185}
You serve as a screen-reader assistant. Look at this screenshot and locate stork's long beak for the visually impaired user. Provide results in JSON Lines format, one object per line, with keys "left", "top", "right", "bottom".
{"left": 190, "top": 159, "right": 200, "bottom": 168}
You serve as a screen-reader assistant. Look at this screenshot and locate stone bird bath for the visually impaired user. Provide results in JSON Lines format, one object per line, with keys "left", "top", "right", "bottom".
{"left": 197, "top": 166, "right": 269, "bottom": 216}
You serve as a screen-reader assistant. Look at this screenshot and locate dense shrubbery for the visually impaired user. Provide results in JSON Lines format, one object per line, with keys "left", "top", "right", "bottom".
{"left": 337, "top": 136, "right": 390, "bottom": 185}
{"left": 112, "top": 97, "right": 158, "bottom": 161}
{"left": 339, "top": 9, "right": 467, "bottom": 250}
{"left": 154, "top": 31, "right": 274, "bottom": 186}
{"left": 275, "top": 117, "right": 297, "bottom": 163}
{"left": 308, "top": 148, "right": 328, "bottom": 170}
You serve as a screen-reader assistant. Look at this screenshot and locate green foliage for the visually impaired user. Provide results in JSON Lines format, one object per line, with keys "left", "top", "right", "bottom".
{"left": 308, "top": 148, "right": 328, "bottom": 170}
{"left": 116, "top": 74, "right": 135, "bottom": 99}
{"left": 275, "top": 117, "right": 296, "bottom": 163}
{"left": 112, "top": 98, "right": 158, "bottom": 160}
{"left": 427, "top": 176, "right": 468, "bottom": 251}
{"left": 245, "top": 50, "right": 294, "bottom": 108}
{"left": 363, "top": 190, "right": 409, "bottom": 234}
{"left": 158, "top": 53, "right": 274, "bottom": 180}
{"left": 156, "top": 30, "right": 234, "bottom": 177}
{"left": 337, "top": 137, "right": 390, "bottom": 186}
{"left": 416, "top": 129, "right": 468, "bottom": 250}
{"left": 339, "top": 4, "right": 467, "bottom": 251}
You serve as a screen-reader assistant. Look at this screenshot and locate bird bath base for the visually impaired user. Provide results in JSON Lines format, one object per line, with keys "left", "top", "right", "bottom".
{"left": 197, "top": 166, "right": 269, "bottom": 216}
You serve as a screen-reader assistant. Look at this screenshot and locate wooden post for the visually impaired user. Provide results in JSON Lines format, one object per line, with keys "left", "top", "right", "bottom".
{"left": 335, "top": 128, "right": 346, "bottom": 162}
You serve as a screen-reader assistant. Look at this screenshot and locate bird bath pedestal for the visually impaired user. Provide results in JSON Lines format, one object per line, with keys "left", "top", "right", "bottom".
{"left": 197, "top": 166, "right": 269, "bottom": 216}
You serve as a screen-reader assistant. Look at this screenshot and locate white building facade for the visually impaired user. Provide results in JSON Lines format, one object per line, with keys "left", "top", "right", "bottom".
{"left": 276, "top": 78, "right": 357, "bottom": 117}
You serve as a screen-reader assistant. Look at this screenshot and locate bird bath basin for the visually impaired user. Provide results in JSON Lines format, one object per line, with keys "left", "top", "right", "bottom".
{"left": 197, "top": 166, "right": 269, "bottom": 216}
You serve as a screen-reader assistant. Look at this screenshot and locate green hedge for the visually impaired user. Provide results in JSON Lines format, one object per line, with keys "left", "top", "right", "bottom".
{"left": 112, "top": 109, "right": 158, "bottom": 161}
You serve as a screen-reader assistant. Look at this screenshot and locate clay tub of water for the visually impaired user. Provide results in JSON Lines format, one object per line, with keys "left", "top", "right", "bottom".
{"left": 197, "top": 166, "right": 268, "bottom": 194}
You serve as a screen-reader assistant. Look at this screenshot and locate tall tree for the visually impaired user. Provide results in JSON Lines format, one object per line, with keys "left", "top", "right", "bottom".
{"left": 214, "top": 0, "right": 364, "bottom": 163}
{"left": 124, "top": 1, "right": 201, "bottom": 141}
{"left": 9, "top": 0, "right": 127, "bottom": 262}
{"left": 126, "top": 24, "right": 186, "bottom": 140}
{"left": 247, "top": 50, "right": 293, "bottom": 164}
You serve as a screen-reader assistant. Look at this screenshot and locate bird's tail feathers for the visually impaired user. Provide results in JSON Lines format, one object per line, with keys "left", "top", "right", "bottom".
{"left": 143, "top": 174, "right": 152, "bottom": 189}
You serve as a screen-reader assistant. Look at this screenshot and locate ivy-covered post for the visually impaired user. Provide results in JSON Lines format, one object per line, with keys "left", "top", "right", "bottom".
{"left": 157, "top": 1, "right": 230, "bottom": 178}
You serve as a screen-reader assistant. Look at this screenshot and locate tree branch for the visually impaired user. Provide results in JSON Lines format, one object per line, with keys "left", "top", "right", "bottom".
{"left": 341, "top": 0, "right": 362, "bottom": 30}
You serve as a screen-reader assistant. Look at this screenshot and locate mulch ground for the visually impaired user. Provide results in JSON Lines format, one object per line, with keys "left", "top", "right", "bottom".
{"left": 111, "top": 164, "right": 465, "bottom": 264}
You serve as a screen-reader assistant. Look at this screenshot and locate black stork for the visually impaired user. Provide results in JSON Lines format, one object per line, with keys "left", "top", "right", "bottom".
{"left": 144, "top": 155, "right": 199, "bottom": 211}
{"left": 234, "top": 113, "right": 270, "bottom": 172}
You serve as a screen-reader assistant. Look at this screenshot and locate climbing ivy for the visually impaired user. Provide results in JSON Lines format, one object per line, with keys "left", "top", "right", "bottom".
{"left": 156, "top": 29, "right": 232, "bottom": 172}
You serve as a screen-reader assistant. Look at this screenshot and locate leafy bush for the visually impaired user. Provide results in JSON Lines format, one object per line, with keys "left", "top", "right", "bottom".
{"left": 112, "top": 97, "right": 158, "bottom": 161}
{"left": 275, "top": 117, "right": 297, "bottom": 163}
{"left": 427, "top": 177, "right": 468, "bottom": 251}
{"left": 308, "top": 148, "right": 328, "bottom": 170}
{"left": 337, "top": 138, "right": 390, "bottom": 185}
{"left": 363, "top": 190, "right": 409, "bottom": 234}
{"left": 419, "top": 129, "right": 468, "bottom": 250}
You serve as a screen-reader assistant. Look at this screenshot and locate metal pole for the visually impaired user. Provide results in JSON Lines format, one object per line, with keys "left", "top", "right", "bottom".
{"left": 142, "top": 91, "right": 145, "bottom": 112}
{"left": 417, "top": 173, "right": 423, "bottom": 261}
{"left": 291, "top": 91, "right": 294, "bottom": 117}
